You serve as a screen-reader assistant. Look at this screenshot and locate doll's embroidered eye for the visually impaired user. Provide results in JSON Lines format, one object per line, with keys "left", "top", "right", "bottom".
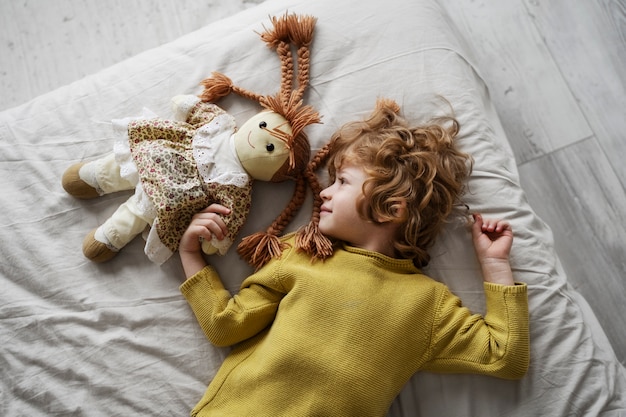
{"left": 259, "top": 121, "right": 267, "bottom": 129}
{"left": 266, "top": 143, "right": 275, "bottom": 152}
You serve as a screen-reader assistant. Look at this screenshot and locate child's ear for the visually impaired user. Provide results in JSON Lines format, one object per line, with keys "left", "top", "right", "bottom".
{"left": 391, "top": 200, "right": 408, "bottom": 222}
{"left": 376, "top": 199, "right": 407, "bottom": 223}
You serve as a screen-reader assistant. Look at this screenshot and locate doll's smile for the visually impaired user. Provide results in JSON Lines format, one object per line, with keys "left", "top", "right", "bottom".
{"left": 247, "top": 131, "right": 255, "bottom": 149}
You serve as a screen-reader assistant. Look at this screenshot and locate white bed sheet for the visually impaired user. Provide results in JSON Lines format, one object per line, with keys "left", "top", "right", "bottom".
{"left": 1, "top": 0, "right": 625, "bottom": 415}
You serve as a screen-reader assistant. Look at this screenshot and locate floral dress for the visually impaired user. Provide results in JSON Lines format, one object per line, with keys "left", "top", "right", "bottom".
{"left": 112, "top": 100, "right": 252, "bottom": 265}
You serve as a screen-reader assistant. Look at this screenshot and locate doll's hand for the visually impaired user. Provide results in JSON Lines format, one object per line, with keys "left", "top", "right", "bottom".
{"left": 471, "top": 214, "right": 515, "bottom": 285}
{"left": 171, "top": 95, "right": 201, "bottom": 121}
{"left": 179, "top": 204, "right": 230, "bottom": 279}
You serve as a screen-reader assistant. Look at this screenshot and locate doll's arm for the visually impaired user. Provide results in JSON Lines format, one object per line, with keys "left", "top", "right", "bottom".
{"left": 171, "top": 95, "right": 201, "bottom": 121}
{"left": 172, "top": 94, "right": 228, "bottom": 127}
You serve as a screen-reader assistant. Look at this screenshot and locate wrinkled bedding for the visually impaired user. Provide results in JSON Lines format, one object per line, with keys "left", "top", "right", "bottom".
{"left": 1, "top": 0, "right": 625, "bottom": 415}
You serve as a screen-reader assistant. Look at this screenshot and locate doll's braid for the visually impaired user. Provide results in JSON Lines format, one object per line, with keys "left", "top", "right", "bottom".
{"left": 261, "top": 15, "right": 293, "bottom": 103}
{"left": 295, "top": 142, "right": 334, "bottom": 259}
{"left": 277, "top": 41, "right": 295, "bottom": 103}
{"left": 199, "top": 72, "right": 265, "bottom": 104}
{"left": 237, "top": 175, "right": 308, "bottom": 269}
{"left": 289, "top": 15, "right": 315, "bottom": 103}
{"left": 199, "top": 13, "right": 322, "bottom": 269}
{"left": 273, "top": 174, "right": 309, "bottom": 235}
{"left": 293, "top": 46, "right": 311, "bottom": 103}
{"left": 261, "top": 14, "right": 316, "bottom": 104}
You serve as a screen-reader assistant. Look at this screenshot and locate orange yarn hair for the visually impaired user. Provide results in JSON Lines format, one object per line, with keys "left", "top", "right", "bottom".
{"left": 198, "top": 13, "right": 325, "bottom": 269}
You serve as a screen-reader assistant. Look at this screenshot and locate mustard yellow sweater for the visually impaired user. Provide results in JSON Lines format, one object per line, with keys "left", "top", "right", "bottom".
{"left": 180, "top": 236, "right": 529, "bottom": 417}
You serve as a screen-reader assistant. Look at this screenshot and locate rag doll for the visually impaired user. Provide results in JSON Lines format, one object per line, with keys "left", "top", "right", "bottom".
{"left": 62, "top": 13, "right": 329, "bottom": 268}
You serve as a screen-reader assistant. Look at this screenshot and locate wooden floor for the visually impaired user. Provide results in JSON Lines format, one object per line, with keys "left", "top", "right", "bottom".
{"left": 1, "top": 0, "right": 624, "bottom": 364}
{"left": 437, "top": 0, "right": 626, "bottom": 366}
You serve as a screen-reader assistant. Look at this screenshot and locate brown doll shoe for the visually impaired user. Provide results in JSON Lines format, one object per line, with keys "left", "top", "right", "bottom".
{"left": 62, "top": 162, "right": 100, "bottom": 199}
{"left": 82, "top": 228, "right": 118, "bottom": 263}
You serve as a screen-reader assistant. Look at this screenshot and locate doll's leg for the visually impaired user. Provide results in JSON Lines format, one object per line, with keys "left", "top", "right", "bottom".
{"left": 62, "top": 153, "right": 135, "bottom": 199}
{"left": 82, "top": 192, "right": 152, "bottom": 262}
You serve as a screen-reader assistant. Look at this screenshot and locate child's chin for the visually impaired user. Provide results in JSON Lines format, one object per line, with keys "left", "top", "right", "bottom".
{"left": 317, "top": 223, "right": 332, "bottom": 236}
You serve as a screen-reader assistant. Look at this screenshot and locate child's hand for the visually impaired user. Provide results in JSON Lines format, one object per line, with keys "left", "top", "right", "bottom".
{"left": 179, "top": 204, "right": 231, "bottom": 279}
{"left": 471, "top": 214, "right": 513, "bottom": 261}
{"left": 471, "top": 214, "right": 514, "bottom": 285}
{"left": 180, "top": 204, "right": 231, "bottom": 253}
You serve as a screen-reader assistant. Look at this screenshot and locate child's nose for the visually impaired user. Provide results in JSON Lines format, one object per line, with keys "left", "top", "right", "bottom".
{"left": 320, "top": 186, "right": 331, "bottom": 200}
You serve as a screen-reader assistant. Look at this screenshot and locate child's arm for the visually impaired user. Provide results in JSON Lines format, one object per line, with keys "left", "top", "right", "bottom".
{"left": 179, "top": 204, "right": 285, "bottom": 347}
{"left": 179, "top": 204, "right": 231, "bottom": 278}
{"left": 471, "top": 213, "right": 514, "bottom": 286}
{"left": 423, "top": 215, "right": 528, "bottom": 379}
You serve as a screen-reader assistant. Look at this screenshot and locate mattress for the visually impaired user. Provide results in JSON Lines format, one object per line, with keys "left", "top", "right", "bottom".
{"left": 1, "top": 0, "right": 625, "bottom": 415}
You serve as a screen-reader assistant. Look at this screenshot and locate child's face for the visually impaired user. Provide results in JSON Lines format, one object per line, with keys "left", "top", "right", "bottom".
{"left": 319, "top": 163, "right": 383, "bottom": 252}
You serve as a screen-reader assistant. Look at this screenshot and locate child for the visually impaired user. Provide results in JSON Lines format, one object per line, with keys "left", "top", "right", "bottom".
{"left": 178, "top": 100, "right": 529, "bottom": 417}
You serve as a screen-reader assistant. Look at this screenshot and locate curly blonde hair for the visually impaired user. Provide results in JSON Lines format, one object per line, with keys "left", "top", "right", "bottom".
{"left": 303, "top": 99, "right": 472, "bottom": 267}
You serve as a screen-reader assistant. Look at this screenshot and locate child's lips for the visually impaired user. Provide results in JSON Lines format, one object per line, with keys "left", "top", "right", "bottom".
{"left": 320, "top": 205, "right": 331, "bottom": 215}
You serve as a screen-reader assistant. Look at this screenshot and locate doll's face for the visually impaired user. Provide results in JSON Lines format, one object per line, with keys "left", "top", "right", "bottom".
{"left": 234, "top": 111, "right": 291, "bottom": 181}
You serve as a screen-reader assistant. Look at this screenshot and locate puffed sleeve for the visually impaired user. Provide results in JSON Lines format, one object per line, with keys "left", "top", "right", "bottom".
{"left": 422, "top": 282, "right": 529, "bottom": 379}
{"left": 180, "top": 262, "right": 286, "bottom": 347}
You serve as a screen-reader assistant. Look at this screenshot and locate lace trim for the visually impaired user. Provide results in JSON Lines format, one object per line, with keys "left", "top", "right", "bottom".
{"left": 112, "top": 107, "right": 158, "bottom": 183}
{"left": 144, "top": 226, "right": 174, "bottom": 266}
{"left": 78, "top": 161, "right": 105, "bottom": 196}
{"left": 193, "top": 114, "right": 249, "bottom": 188}
{"left": 133, "top": 182, "right": 158, "bottom": 220}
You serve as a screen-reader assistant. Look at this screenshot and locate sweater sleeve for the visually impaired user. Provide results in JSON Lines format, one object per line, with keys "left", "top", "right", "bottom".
{"left": 422, "top": 282, "right": 529, "bottom": 379}
{"left": 180, "top": 264, "right": 285, "bottom": 347}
